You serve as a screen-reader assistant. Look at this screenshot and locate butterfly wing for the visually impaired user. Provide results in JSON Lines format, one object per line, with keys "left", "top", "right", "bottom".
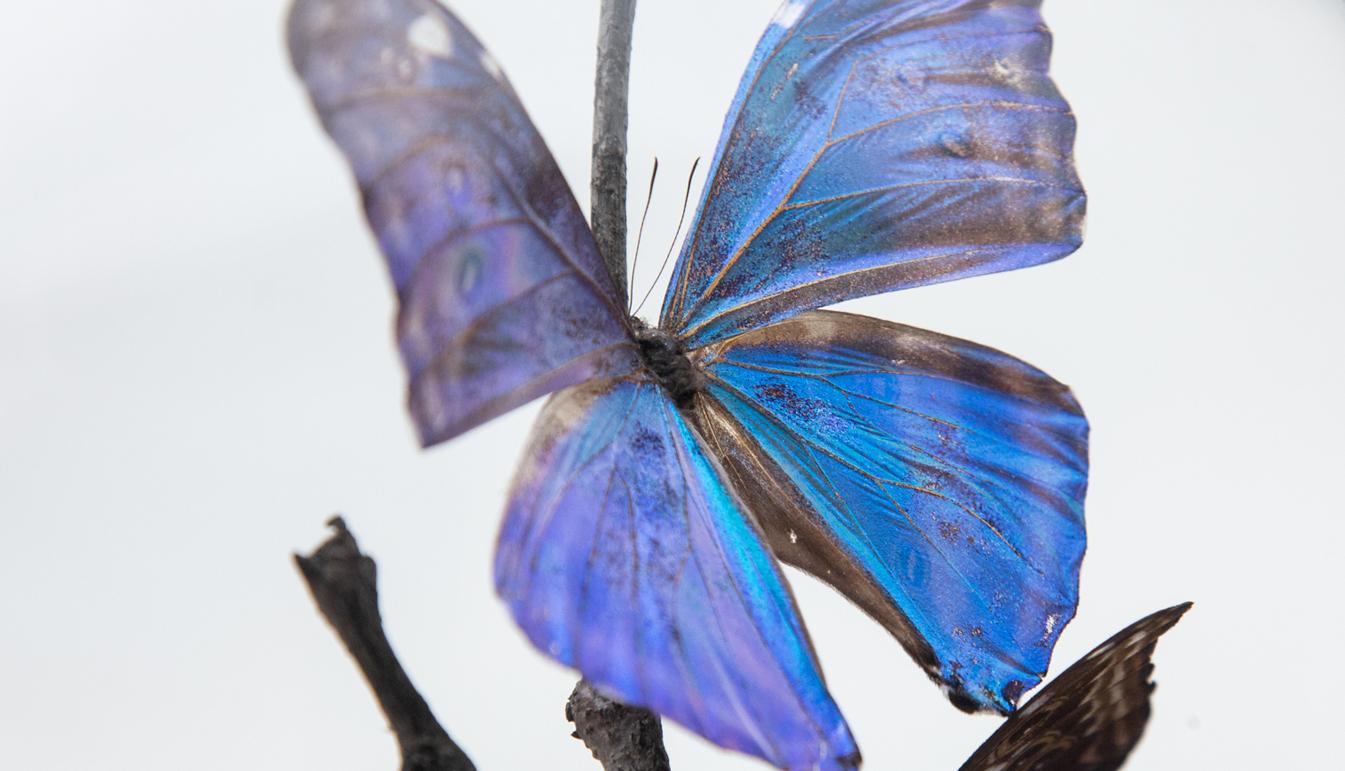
{"left": 662, "top": 0, "right": 1084, "bottom": 347}
{"left": 692, "top": 310, "right": 1088, "bottom": 713}
{"left": 289, "top": 0, "right": 637, "bottom": 445}
{"left": 959, "top": 602, "right": 1192, "bottom": 771}
{"left": 495, "top": 377, "right": 859, "bottom": 770}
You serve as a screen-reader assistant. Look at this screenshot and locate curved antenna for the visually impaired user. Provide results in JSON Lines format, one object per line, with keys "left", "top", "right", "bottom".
{"left": 634, "top": 157, "right": 700, "bottom": 318}
{"left": 627, "top": 157, "right": 660, "bottom": 312}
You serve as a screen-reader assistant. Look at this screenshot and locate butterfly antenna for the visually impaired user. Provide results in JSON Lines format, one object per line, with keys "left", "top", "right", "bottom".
{"left": 634, "top": 157, "right": 700, "bottom": 318}
{"left": 627, "top": 157, "right": 659, "bottom": 312}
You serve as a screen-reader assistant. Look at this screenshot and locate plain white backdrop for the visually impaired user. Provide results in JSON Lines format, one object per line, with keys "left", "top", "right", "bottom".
{"left": 3, "top": 1, "right": 1343, "bottom": 768}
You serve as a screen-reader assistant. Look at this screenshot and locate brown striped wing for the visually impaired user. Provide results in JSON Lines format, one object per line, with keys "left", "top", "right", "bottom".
{"left": 959, "top": 603, "right": 1192, "bottom": 771}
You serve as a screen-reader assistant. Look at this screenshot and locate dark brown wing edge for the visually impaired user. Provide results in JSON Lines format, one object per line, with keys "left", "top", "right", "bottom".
{"left": 959, "top": 602, "right": 1193, "bottom": 771}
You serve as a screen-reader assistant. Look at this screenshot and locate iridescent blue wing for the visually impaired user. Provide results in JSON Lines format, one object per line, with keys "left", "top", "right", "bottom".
{"left": 495, "top": 378, "right": 859, "bottom": 770}
{"left": 288, "top": 0, "right": 637, "bottom": 445}
{"left": 692, "top": 311, "right": 1088, "bottom": 713}
{"left": 960, "top": 603, "right": 1192, "bottom": 771}
{"left": 662, "top": 0, "right": 1084, "bottom": 347}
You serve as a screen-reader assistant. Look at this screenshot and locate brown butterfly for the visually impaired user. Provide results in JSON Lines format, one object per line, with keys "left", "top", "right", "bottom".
{"left": 960, "top": 603, "right": 1192, "bottom": 771}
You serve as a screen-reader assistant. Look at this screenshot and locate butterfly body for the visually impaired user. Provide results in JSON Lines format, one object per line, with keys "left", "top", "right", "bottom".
{"left": 290, "top": 0, "right": 1090, "bottom": 767}
{"left": 632, "top": 317, "right": 705, "bottom": 408}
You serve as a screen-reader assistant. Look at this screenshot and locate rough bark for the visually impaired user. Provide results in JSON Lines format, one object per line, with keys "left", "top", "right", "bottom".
{"left": 591, "top": 0, "right": 638, "bottom": 305}
{"left": 567, "top": 682, "right": 672, "bottom": 771}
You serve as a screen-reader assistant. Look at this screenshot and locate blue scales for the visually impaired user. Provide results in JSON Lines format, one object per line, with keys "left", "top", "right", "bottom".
{"left": 290, "top": 1, "right": 1089, "bottom": 767}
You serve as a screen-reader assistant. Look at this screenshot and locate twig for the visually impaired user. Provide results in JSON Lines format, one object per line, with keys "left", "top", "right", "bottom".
{"left": 567, "top": 682, "right": 671, "bottom": 771}
{"left": 591, "top": 0, "right": 638, "bottom": 306}
{"left": 574, "top": 2, "right": 673, "bottom": 768}
{"left": 295, "top": 516, "right": 476, "bottom": 771}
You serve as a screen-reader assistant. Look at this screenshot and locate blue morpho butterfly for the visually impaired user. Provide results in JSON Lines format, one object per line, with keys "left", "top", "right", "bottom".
{"left": 289, "top": 0, "right": 1088, "bottom": 768}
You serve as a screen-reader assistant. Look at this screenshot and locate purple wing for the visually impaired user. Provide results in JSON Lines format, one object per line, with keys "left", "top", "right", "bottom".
{"left": 960, "top": 603, "right": 1192, "bottom": 771}
{"left": 662, "top": 0, "right": 1085, "bottom": 347}
{"left": 495, "top": 378, "right": 859, "bottom": 770}
{"left": 692, "top": 311, "right": 1088, "bottom": 713}
{"left": 288, "top": 0, "right": 637, "bottom": 444}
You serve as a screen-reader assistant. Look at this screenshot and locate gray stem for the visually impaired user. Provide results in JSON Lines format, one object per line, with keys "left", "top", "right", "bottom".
{"left": 591, "top": 0, "right": 638, "bottom": 306}
{"left": 574, "top": 1, "right": 672, "bottom": 768}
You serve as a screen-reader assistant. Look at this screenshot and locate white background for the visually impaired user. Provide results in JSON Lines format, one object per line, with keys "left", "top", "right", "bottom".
{"left": 3, "top": 1, "right": 1343, "bottom": 768}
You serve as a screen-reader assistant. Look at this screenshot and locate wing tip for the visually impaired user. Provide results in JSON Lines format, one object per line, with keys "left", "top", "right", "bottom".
{"left": 408, "top": 401, "right": 464, "bottom": 449}
{"left": 1149, "top": 600, "right": 1195, "bottom": 633}
{"left": 941, "top": 672, "right": 1036, "bottom": 717}
{"left": 835, "top": 748, "right": 864, "bottom": 770}
{"left": 285, "top": 0, "right": 339, "bottom": 74}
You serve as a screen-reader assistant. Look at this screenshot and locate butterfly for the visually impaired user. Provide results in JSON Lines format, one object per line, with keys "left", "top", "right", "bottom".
{"left": 289, "top": 0, "right": 1088, "bottom": 768}
{"left": 959, "top": 603, "right": 1192, "bottom": 771}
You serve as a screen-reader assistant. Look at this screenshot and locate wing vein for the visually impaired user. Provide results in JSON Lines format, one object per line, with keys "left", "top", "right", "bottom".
{"left": 706, "top": 371, "right": 1036, "bottom": 571}
{"left": 784, "top": 176, "right": 1080, "bottom": 212}
{"left": 680, "top": 244, "right": 1048, "bottom": 341}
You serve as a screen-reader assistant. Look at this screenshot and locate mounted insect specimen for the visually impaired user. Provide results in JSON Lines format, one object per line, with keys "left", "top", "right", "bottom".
{"left": 290, "top": 0, "right": 1091, "bottom": 767}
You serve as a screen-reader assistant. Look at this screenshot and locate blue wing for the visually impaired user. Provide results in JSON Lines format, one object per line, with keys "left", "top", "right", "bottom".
{"left": 495, "top": 378, "right": 859, "bottom": 770}
{"left": 960, "top": 603, "right": 1191, "bottom": 771}
{"left": 661, "top": 0, "right": 1085, "bottom": 347}
{"left": 289, "top": 0, "right": 636, "bottom": 445}
{"left": 692, "top": 311, "right": 1088, "bottom": 713}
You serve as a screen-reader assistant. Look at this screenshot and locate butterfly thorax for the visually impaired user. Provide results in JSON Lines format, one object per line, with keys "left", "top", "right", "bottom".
{"left": 632, "top": 318, "right": 704, "bottom": 408}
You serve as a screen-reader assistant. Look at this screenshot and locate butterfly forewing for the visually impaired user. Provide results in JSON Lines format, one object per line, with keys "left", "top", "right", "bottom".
{"left": 495, "top": 378, "right": 860, "bottom": 770}
{"left": 692, "top": 310, "right": 1088, "bottom": 713}
{"left": 959, "top": 603, "right": 1192, "bottom": 771}
{"left": 661, "top": 0, "right": 1085, "bottom": 347}
{"left": 288, "top": 0, "right": 636, "bottom": 445}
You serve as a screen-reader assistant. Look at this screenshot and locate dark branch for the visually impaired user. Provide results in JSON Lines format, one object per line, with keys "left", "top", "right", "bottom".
{"left": 295, "top": 516, "right": 476, "bottom": 771}
{"left": 591, "top": 0, "right": 638, "bottom": 305}
{"left": 567, "top": 682, "right": 671, "bottom": 771}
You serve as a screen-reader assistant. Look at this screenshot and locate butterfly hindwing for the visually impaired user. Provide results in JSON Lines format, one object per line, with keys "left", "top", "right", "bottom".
{"left": 495, "top": 378, "right": 860, "bottom": 770}
{"left": 288, "top": 0, "right": 636, "bottom": 445}
{"left": 692, "top": 310, "right": 1088, "bottom": 713}
{"left": 662, "top": 0, "right": 1085, "bottom": 347}
{"left": 960, "top": 603, "right": 1192, "bottom": 771}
